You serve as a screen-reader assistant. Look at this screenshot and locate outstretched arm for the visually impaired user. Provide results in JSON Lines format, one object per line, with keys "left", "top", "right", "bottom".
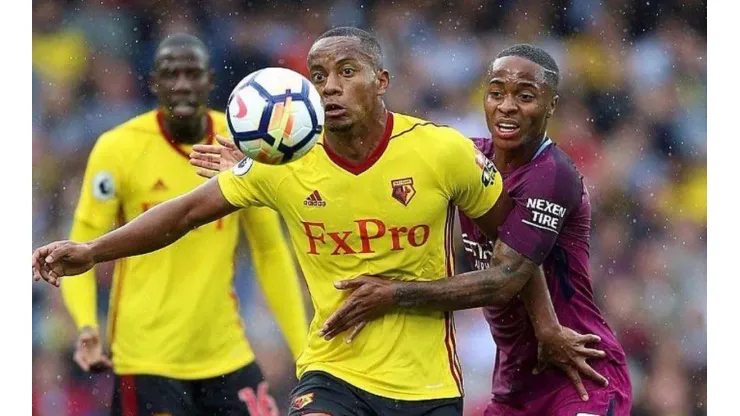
{"left": 33, "top": 179, "right": 239, "bottom": 285}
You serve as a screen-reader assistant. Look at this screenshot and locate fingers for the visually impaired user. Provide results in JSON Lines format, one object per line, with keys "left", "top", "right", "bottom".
{"left": 578, "top": 346, "right": 607, "bottom": 359}
{"left": 324, "top": 312, "right": 366, "bottom": 341}
{"left": 191, "top": 151, "right": 221, "bottom": 164}
{"left": 191, "top": 144, "right": 223, "bottom": 155}
{"left": 46, "top": 243, "right": 71, "bottom": 264}
{"left": 321, "top": 303, "right": 367, "bottom": 340}
{"left": 319, "top": 304, "right": 353, "bottom": 339}
{"left": 257, "top": 381, "right": 276, "bottom": 413}
{"left": 73, "top": 351, "right": 91, "bottom": 372}
{"left": 241, "top": 387, "right": 260, "bottom": 414}
{"left": 189, "top": 157, "right": 221, "bottom": 172}
{"left": 574, "top": 359, "right": 609, "bottom": 387}
{"left": 333, "top": 277, "right": 367, "bottom": 290}
{"left": 345, "top": 322, "right": 366, "bottom": 343}
{"left": 577, "top": 333, "right": 602, "bottom": 345}
{"left": 564, "top": 366, "right": 589, "bottom": 401}
{"left": 215, "top": 134, "right": 237, "bottom": 149}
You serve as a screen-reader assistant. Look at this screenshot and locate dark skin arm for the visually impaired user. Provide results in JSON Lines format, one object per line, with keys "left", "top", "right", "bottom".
{"left": 32, "top": 179, "right": 238, "bottom": 286}
{"left": 320, "top": 194, "right": 608, "bottom": 400}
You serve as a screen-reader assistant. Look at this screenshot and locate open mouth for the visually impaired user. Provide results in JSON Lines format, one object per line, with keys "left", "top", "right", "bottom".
{"left": 494, "top": 120, "right": 521, "bottom": 139}
{"left": 324, "top": 103, "right": 347, "bottom": 117}
{"left": 170, "top": 101, "right": 198, "bottom": 116}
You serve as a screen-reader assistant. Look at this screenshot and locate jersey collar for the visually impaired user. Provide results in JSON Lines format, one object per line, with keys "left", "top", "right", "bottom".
{"left": 322, "top": 111, "right": 394, "bottom": 175}
{"left": 156, "top": 110, "right": 215, "bottom": 160}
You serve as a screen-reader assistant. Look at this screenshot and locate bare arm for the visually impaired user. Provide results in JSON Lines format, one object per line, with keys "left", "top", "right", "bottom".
{"left": 393, "top": 239, "right": 535, "bottom": 309}
{"left": 33, "top": 179, "right": 239, "bottom": 285}
{"left": 90, "top": 179, "right": 238, "bottom": 262}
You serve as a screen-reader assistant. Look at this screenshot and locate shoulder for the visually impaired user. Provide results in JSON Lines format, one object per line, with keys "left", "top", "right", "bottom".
{"left": 95, "top": 110, "right": 160, "bottom": 153}
{"left": 469, "top": 137, "right": 495, "bottom": 158}
{"left": 207, "top": 109, "right": 229, "bottom": 135}
{"left": 520, "top": 144, "right": 584, "bottom": 202}
{"left": 389, "top": 112, "right": 472, "bottom": 156}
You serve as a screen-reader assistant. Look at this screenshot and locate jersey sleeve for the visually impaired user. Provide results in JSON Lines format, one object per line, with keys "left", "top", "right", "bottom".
{"left": 440, "top": 131, "right": 503, "bottom": 219}
{"left": 61, "top": 132, "right": 126, "bottom": 330}
{"left": 73, "top": 132, "right": 125, "bottom": 230}
{"left": 239, "top": 207, "right": 308, "bottom": 359}
{"left": 216, "top": 158, "right": 279, "bottom": 211}
{"left": 498, "top": 161, "right": 582, "bottom": 265}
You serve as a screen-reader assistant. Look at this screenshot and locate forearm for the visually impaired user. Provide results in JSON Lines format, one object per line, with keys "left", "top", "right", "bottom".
{"left": 520, "top": 268, "right": 562, "bottom": 341}
{"left": 89, "top": 196, "right": 197, "bottom": 263}
{"left": 393, "top": 240, "right": 533, "bottom": 310}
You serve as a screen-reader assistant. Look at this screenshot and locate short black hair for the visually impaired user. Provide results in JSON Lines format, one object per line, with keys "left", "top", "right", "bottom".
{"left": 155, "top": 33, "right": 209, "bottom": 64}
{"left": 313, "top": 27, "right": 383, "bottom": 70}
{"left": 495, "top": 44, "right": 559, "bottom": 93}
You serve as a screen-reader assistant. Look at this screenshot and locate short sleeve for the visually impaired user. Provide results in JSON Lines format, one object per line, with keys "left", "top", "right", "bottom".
{"left": 440, "top": 132, "right": 503, "bottom": 219}
{"left": 498, "top": 162, "right": 582, "bottom": 265}
{"left": 217, "top": 157, "right": 279, "bottom": 210}
{"left": 73, "top": 132, "right": 124, "bottom": 231}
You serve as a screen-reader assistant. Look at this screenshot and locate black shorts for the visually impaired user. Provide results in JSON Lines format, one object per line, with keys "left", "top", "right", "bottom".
{"left": 288, "top": 371, "right": 463, "bottom": 416}
{"left": 111, "top": 361, "right": 265, "bottom": 416}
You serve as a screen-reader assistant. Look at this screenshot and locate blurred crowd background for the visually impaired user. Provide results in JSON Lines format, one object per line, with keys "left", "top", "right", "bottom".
{"left": 32, "top": 0, "right": 707, "bottom": 414}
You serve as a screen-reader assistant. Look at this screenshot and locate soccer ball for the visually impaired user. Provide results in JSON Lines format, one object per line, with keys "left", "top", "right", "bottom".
{"left": 226, "top": 67, "right": 324, "bottom": 165}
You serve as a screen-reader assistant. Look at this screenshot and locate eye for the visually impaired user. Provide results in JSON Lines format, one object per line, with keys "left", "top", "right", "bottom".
{"left": 311, "top": 72, "right": 326, "bottom": 83}
{"left": 341, "top": 67, "right": 355, "bottom": 76}
{"left": 488, "top": 91, "right": 503, "bottom": 98}
{"left": 518, "top": 93, "right": 535, "bottom": 102}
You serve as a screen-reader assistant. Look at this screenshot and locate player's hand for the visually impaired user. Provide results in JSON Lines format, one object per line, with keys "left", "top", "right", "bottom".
{"left": 318, "top": 275, "right": 395, "bottom": 342}
{"left": 239, "top": 381, "right": 279, "bottom": 416}
{"left": 535, "top": 326, "right": 608, "bottom": 401}
{"left": 189, "top": 134, "right": 245, "bottom": 178}
{"left": 73, "top": 327, "right": 112, "bottom": 373}
{"left": 32, "top": 241, "right": 96, "bottom": 287}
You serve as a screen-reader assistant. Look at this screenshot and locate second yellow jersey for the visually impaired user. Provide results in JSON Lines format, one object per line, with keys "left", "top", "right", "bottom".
{"left": 63, "top": 110, "right": 307, "bottom": 379}
{"left": 218, "top": 112, "right": 503, "bottom": 400}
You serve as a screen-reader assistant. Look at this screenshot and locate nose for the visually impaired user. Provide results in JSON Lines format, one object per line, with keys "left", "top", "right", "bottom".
{"left": 497, "top": 94, "right": 517, "bottom": 115}
{"left": 172, "top": 73, "right": 193, "bottom": 93}
{"left": 322, "top": 72, "right": 342, "bottom": 97}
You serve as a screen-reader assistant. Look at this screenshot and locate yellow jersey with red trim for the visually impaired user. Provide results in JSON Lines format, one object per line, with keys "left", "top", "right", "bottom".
{"left": 61, "top": 109, "right": 308, "bottom": 379}
{"left": 217, "top": 112, "right": 503, "bottom": 400}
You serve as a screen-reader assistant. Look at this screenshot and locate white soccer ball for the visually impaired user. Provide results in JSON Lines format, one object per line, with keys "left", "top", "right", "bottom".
{"left": 226, "top": 67, "right": 324, "bottom": 165}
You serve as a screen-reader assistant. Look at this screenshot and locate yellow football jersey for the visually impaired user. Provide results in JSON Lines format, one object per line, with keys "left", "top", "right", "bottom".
{"left": 218, "top": 112, "right": 503, "bottom": 400}
{"left": 61, "top": 110, "right": 307, "bottom": 379}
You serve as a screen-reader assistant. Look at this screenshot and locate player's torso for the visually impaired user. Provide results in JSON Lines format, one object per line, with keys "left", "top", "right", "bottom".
{"left": 110, "top": 111, "right": 251, "bottom": 378}
{"left": 281, "top": 113, "right": 463, "bottom": 400}
{"left": 462, "top": 139, "right": 625, "bottom": 402}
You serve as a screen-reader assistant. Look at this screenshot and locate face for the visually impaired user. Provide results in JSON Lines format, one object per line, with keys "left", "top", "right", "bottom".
{"left": 150, "top": 45, "right": 214, "bottom": 122}
{"left": 307, "top": 37, "right": 389, "bottom": 132}
{"left": 483, "top": 56, "right": 558, "bottom": 150}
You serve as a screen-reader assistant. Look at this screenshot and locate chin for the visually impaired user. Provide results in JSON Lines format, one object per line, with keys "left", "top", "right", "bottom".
{"left": 492, "top": 136, "right": 524, "bottom": 150}
{"left": 325, "top": 119, "right": 353, "bottom": 132}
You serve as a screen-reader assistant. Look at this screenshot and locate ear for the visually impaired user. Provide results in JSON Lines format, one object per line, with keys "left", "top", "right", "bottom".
{"left": 546, "top": 94, "right": 559, "bottom": 119}
{"left": 207, "top": 68, "right": 216, "bottom": 93}
{"left": 376, "top": 69, "right": 390, "bottom": 96}
{"left": 149, "top": 72, "right": 158, "bottom": 96}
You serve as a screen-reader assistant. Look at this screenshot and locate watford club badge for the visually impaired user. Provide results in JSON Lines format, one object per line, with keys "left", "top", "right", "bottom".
{"left": 391, "top": 177, "right": 416, "bottom": 206}
{"left": 291, "top": 392, "right": 315, "bottom": 410}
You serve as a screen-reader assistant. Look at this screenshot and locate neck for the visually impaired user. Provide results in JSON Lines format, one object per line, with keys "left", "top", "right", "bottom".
{"left": 325, "top": 106, "right": 388, "bottom": 163}
{"left": 161, "top": 112, "right": 208, "bottom": 145}
{"left": 493, "top": 132, "right": 547, "bottom": 172}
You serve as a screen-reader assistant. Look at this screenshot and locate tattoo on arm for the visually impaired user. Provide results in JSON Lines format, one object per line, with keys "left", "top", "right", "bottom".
{"left": 393, "top": 240, "right": 539, "bottom": 310}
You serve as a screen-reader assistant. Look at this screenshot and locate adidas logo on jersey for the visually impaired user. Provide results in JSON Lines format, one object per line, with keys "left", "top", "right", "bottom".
{"left": 151, "top": 179, "right": 168, "bottom": 191}
{"left": 304, "top": 190, "right": 326, "bottom": 207}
